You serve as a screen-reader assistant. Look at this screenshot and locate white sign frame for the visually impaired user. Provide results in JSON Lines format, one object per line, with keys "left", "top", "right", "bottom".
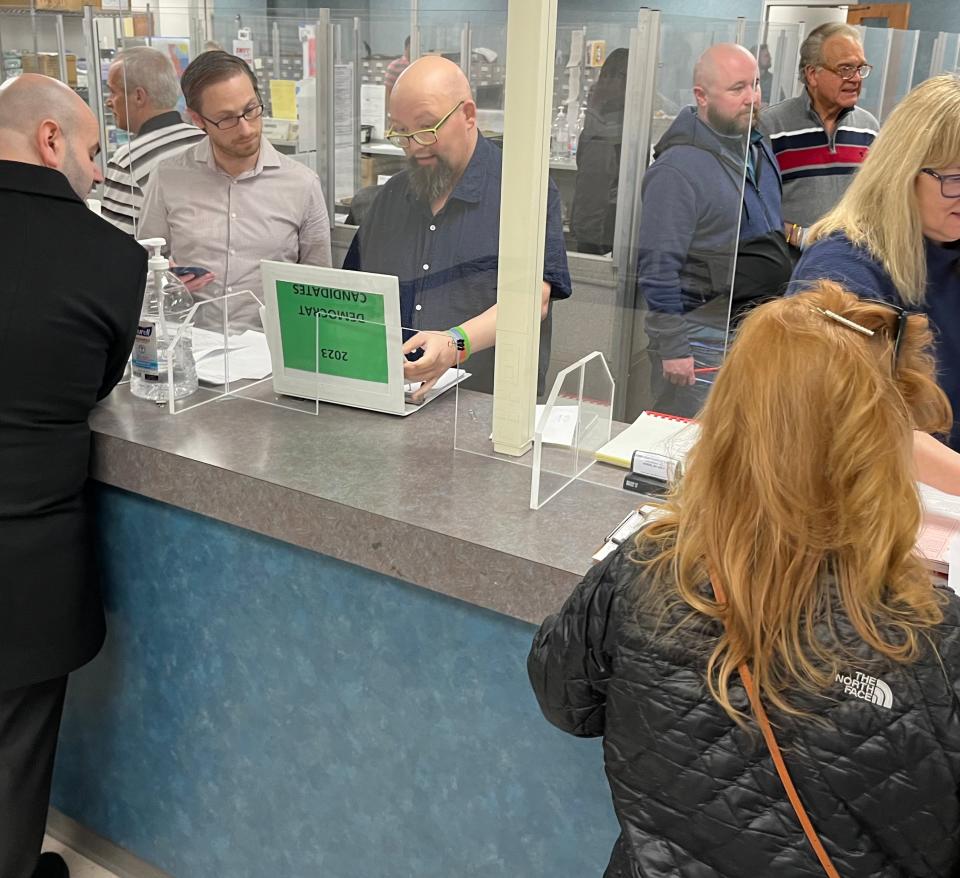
{"left": 260, "top": 261, "right": 407, "bottom": 415}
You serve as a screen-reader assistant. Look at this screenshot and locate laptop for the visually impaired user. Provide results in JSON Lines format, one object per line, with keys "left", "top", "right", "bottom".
{"left": 259, "top": 261, "right": 469, "bottom": 416}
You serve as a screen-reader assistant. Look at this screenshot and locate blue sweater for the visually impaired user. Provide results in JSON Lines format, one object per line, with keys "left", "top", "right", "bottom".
{"left": 637, "top": 107, "right": 783, "bottom": 358}
{"left": 792, "top": 233, "right": 960, "bottom": 449}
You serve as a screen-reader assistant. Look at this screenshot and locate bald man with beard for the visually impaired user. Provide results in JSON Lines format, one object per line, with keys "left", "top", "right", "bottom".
{"left": 0, "top": 75, "right": 146, "bottom": 878}
{"left": 636, "top": 43, "right": 790, "bottom": 417}
{"left": 343, "top": 56, "right": 571, "bottom": 399}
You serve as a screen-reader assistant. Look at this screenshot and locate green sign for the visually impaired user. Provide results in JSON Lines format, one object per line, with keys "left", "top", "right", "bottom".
{"left": 275, "top": 280, "right": 389, "bottom": 384}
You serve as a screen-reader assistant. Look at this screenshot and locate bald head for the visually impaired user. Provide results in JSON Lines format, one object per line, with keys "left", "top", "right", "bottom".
{"left": 692, "top": 43, "right": 760, "bottom": 136}
{"left": 387, "top": 56, "right": 478, "bottom": 199}
{"left": 0, "top": 73, "right": 89, "bottom": 141}
{"left": 694, "top": 43, "right": 758, "bottom": 90}
{"left": 0, "top": 74, "right": 103, "bottom": 197}
{"left": 391, "top": 55, "right": 473, "bottom": 111}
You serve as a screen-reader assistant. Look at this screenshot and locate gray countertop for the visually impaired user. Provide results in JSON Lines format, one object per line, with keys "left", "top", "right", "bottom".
{"left": 90, "top": 382, "right": 639, "bottom": 624}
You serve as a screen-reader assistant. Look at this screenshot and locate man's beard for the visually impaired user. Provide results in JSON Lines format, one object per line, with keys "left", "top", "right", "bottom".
{"left": 407, "top": 155, "right": 456, "bottom": 203}
{"left": 706, "top": 103, "right": 759, "bottom": 137}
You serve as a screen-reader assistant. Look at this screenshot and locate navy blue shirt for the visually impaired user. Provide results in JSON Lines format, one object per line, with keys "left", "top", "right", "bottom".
{"left": 792, "top": 232, "right": 960, "bottom": 449}
{"left": 343, "top": 134, "right": 572, "bottom": 394}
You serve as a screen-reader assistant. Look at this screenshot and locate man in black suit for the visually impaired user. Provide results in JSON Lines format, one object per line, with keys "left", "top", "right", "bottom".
{"left": 0, "top": 74, "right": 147, "bottom": 878}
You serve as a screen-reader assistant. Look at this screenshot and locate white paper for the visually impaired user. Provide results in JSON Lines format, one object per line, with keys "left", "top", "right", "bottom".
{"left": 296, "top": 78, "right": 315, "bottom": 152}
{"left": 191, "top": 329, "right": 272, "bottom": 385}
{"left": 948, "top": 535, "right": 960, "bottom": 595}
{"left": 917, "top": 483, "right": 960, "bottom": 574}
{"left": 360, "top": 84, "right": 387, "bottom": 141}
{"left": 535, "top": 404, "right": 579, "bottom": 446}
{"left": 404, "top": 367, "right": 464, "bottom": 396}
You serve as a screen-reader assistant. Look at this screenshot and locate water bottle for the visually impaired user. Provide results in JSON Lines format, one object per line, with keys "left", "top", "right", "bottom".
{"left": 552, "top": 106, "right": 569, "bottom": 159}
{"left": 131, "top": 238, "right": 198, "bottom": 402}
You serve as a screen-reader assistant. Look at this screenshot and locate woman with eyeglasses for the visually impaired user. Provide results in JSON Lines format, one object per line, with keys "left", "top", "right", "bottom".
{"left": 530, "top": 283, "right": 960, "bottom": 878}
{"left": 791, "top": 74, "right": 960, "bottom": 487}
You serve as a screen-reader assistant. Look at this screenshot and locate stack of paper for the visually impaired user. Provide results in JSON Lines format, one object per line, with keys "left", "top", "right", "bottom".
{"left": 595, "top": 411, "right": 700, "bottom": 468}
{"left": 190, "top": 328, "right": 273, "bottom": 385}
{"left": 917, "top": 483, "right": 960, "bottom": 580}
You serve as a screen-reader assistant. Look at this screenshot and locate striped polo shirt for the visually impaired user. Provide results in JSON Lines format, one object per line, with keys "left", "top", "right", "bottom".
{"left": 101, "top": 111, "right": 207, "bottom": 237}
{"left": 760, "top": 91, "right": 878, "bottom": 228}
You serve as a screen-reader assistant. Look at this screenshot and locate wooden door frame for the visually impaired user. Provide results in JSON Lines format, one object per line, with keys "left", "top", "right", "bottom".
{"left": 847, "top": 3, "right": 911, "bottom": 29}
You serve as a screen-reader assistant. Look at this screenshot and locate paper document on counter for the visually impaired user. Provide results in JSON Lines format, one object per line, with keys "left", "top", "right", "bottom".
{"left": 404, "top": 368, "right": 465, "bottom": 398}
{"left": 191, "top": 328, "right": 272, "bottom": 385}
{"left": 536, "top": 405, "right": 579, "bottom": 446}
{"left": 918, "top": 483, "right": 960, "bottom": 583}
{"left": 595, "top": 411, "right": 699, "bottom": 468}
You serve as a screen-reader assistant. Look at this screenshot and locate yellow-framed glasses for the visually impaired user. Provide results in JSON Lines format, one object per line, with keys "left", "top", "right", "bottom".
{"left": 386, "top": 100, "right": 465, "bottom": 148}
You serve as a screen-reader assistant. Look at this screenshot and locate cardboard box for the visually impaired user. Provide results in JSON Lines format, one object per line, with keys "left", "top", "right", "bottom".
{"left": 36, "top": 0, "right": 83, "bottom": 10}
{"left": 21, "top": 52, "right": 77, "bottom": 87}
{"left": 0, "top": 0, "right": 100, "bottom": 8}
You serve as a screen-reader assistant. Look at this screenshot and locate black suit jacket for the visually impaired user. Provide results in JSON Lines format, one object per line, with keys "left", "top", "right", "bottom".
{"left": 0, "top": 161, "right": 146, "bottom": 690}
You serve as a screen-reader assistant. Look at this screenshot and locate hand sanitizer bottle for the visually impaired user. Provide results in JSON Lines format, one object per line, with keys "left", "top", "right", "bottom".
{"left": 131, "top": 238, "right": 198, "bottom": 402}
{"left": 551, "top": 106, "right": 569, "bottom": 159}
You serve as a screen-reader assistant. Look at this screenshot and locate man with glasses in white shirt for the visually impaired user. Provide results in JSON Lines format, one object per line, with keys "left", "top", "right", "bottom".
{"left": 140, "top": 51, "right": 331, "bottom": 330}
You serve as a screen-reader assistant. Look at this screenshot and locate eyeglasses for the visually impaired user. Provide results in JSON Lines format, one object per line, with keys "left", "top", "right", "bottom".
{"left": 921, "top": 168, "right": 960, "bottom": 198}
{"left": 814, "top": 299, "right": 909, "bottom": 370}
{"left": 386, "top": 100, "right": 465, "bottom": 148}
{"left": 197, "top": 103, "right": 264, "bottom": 130}
{"left": 877, "top": 301, "right": 909, "bottom": 370}
{"left": 818, "top": 63, "right": 873, "bottom": 80}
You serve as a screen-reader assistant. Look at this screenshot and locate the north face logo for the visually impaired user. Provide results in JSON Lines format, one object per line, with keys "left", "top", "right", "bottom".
{"left": 836, "top": 671, "right": 893, "bottom": 708}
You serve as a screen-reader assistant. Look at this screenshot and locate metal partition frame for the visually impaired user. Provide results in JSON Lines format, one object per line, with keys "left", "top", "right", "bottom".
{"left": 609, "top": 8, "right": 660, "bottom": 421}
{"left": 315, "top": 8, "right": 335, "bottom": 230}
{"left": 82, "top": 5, "right": 108, "bottom": 180}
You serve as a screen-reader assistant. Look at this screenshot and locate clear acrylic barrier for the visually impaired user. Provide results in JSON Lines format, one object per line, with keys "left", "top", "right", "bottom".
{"left": 882, "top": 29, "right": 920, "bottom": 120}
{"left": 142, "top": 289, "right": 272, "bottom": 415}
{"left": 855, "top": 25, "right": 893, "bottom": 119}
{"left": 37, "top": 2, "right": 960, "bottom": 517}
{"left": 453, "top": 10, "right": 753, "bottom": 515}
{"left": 530, "top": 352, "right": 614, "bottom": 510}
{"left": 761, "top": 20, "right": 802, "bottom": 104}
{"left": 137, "top": 283, "right": 466, "bottom": 422}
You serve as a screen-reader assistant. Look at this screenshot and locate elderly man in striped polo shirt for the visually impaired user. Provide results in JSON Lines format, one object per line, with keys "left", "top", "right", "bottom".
{"left": 102, "top": 46, "right": 206, "bottom": 236}
{"left": 760, "top": 22, "right": 879, "bottom": 253}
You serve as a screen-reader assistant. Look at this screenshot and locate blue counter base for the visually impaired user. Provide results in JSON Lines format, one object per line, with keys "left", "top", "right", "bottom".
{"left": 52, "top": 485, "right": 617, "bottom": 877}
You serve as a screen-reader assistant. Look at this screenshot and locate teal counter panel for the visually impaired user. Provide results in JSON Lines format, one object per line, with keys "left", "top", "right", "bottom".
{"left": 52, "top": 485, "right": 618, "bottom": 877}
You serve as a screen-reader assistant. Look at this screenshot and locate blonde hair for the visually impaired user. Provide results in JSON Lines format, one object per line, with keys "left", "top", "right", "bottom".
{"left": 639, "top": 282, "right": 951, "bottom": 722}
{"left": 807, "top": 74, "right": 960, "bottom": 306}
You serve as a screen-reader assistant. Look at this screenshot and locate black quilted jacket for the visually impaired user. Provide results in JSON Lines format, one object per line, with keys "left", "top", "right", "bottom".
{"left": 528, "top": 544, "right": 960, "bottom": 877}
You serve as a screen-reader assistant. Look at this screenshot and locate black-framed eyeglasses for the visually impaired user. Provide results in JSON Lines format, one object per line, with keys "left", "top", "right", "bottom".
{"left": 819, "top": 63, "right": 873, "bottom": 80}
{"left": 921, "top": 167, "right": 960, "bottom": 198}
{"left": 198, "top": 103, "right": 264, "bottom": 130}
{"left": 385, "top": 99, "right": 465, "bottom": 148}
{"left": 868, "top": 299, "right": 909, "bottom": 370}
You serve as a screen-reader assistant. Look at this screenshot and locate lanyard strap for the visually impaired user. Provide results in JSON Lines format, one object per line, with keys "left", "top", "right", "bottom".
{"left": 709, "top": 569, "right": 841, "bottom": 878}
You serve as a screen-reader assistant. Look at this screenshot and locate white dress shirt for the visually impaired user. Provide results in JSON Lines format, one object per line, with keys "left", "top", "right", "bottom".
{"left": 140, "top": 135, "right": 332, "bottom": 330}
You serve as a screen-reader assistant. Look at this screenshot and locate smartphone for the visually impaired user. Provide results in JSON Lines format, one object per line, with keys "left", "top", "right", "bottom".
{"left": 170, "top": 266, "right": 211, "bottom": 279}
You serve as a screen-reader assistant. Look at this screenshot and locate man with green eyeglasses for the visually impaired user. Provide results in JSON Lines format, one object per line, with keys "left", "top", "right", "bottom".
{"left": 140, "top": 50, "right": 332, "bottom": 330}
{"left": 760, "top": 22, "right": 879, "bottom": 253}
{"left": 343, "top": 55, "right": 571, "bottom": 399}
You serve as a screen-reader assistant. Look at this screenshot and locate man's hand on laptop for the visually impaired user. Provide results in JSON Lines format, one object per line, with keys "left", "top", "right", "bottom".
{"left": 402, "top": 330, "right": 459, "bottom": 403}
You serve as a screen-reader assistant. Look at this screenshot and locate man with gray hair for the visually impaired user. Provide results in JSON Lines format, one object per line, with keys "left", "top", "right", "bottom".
{"left": 102, "top": 46, "right": 205, "bottom": 235}
{"left": 0, "top": 73, "right": 146, "bottom": 878}
{"left": 760, "top": 22, "right": 879, "bottom": 252}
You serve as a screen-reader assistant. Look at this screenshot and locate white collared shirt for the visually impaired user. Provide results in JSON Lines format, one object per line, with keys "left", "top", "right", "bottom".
{"left": 140, "top": 135, "right": 332, "bottom": 330}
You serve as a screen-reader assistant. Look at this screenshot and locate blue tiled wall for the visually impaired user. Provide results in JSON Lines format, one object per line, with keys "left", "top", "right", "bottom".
{"left": 52, "top": 486, "right": 617, "bottom": 878}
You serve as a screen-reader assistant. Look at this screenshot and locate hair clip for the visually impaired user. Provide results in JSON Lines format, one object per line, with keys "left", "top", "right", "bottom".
{"left": 811, "top": 306, "right": 875, "bottom": 337}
